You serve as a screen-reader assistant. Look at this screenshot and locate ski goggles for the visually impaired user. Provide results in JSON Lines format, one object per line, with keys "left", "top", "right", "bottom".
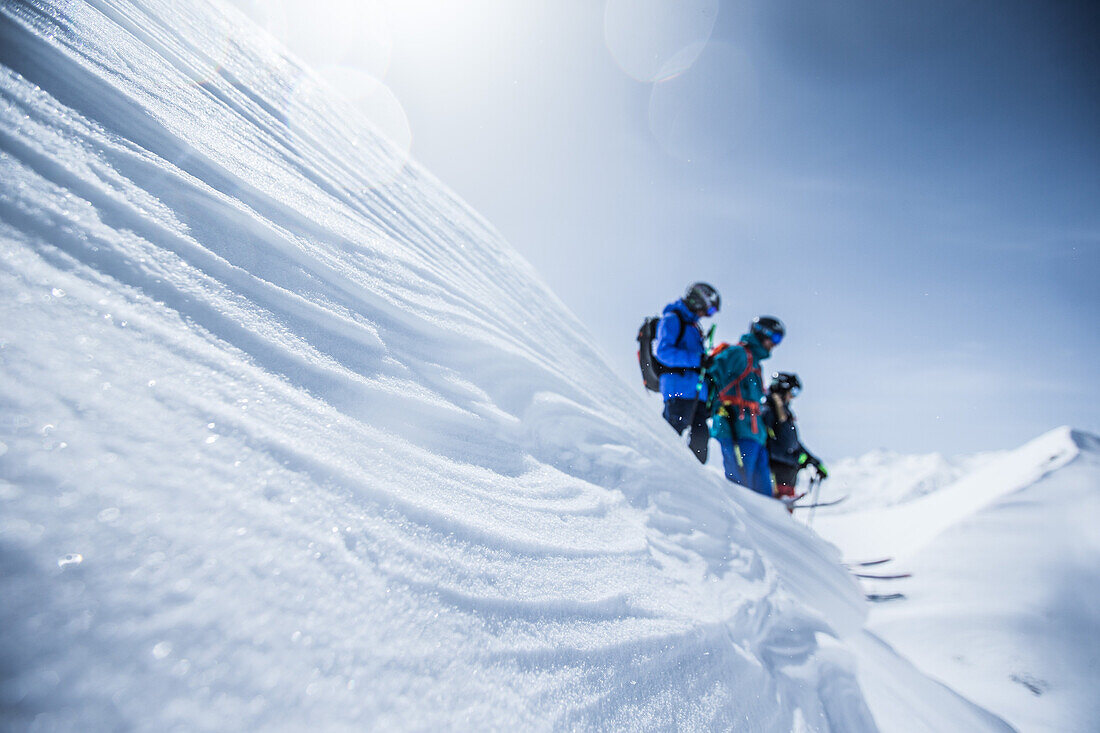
{"left": 760, "top": 328, "right": 783, "bottom": 345}
{"left": 705, "top": 304, "right": 718, "bottom": 317}
{"left": 789, "top": 385, "right": 801, "bottom": 397}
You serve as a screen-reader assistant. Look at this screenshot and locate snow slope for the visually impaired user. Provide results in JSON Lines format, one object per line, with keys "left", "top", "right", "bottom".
{"left": 813, "top": 428, "right": 1079, "bottom": 560}
{"left": 1, "top": 1, "right": 1008, "bottom": 729}
{"left": 815, "top": 428, "right": 1100, "bottom": 731}
{"left": 825, "top": 448, "right": 1003, "bottom": 512}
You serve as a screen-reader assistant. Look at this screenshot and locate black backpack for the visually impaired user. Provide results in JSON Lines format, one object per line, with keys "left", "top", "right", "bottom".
{"left": 636, "top": 314, "right": 692, "bottom": 392}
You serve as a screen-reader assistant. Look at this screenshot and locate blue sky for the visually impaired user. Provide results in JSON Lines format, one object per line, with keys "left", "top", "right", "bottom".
{"left": 234, "top": 0, "right": 1099, "bottom": 459}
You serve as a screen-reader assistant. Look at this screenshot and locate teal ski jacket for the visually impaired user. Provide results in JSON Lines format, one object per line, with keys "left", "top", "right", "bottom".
{"left": 708, "top": 332, "right": 772, "bottom": 445}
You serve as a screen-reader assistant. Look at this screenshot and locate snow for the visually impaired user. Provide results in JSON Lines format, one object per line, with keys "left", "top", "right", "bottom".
{"left": 0, "top": 0, "right": 1050, "bottom": 730}
{"left": 814, "top": 428, "right": 1100, "bottom": 732}
{"left": 825, "top": 448, "right": 1004, "bottom": 512}
{"left": 812, "top": 428, "right": 1080, "bottom": 561}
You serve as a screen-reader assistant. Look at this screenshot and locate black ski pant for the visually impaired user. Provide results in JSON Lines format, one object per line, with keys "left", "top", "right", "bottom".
{"left": 772, "top": 462, "right": 799, "bottom": 497}
{"left": 663, "top": 397, "right": 709, "bottom": 464}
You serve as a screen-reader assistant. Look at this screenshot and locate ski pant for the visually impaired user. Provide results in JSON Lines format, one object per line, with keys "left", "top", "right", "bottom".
{"left": 663, "top": 397, "right": 709, "bottom": 464}
{"left": 719, "top": 438, "right": 772, "bottom": 496}
{"left": 772, "top": 462, "right": 799, "bottom": 498}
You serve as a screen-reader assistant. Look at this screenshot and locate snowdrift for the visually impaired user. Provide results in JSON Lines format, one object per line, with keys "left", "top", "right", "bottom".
{"left": 1, "top": 1, "right": 1008, "bottom": 729}
{"left": 814, "top": 427, "right": 1081, "bottom": 560}
{"left": 816, "top": 428, "right": 1100, "bottom": 732}
{"left": 825, "top": 448, "right": 1003, "bottom": 512}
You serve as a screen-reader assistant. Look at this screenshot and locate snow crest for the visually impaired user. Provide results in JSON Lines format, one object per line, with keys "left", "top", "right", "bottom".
{"left": 0, "top": 1, "right": 878, "bottom": 729}
{"left": 827, "top": 449, "right": 1003, "bottom": 511}
{"left": 0, "top": 2, "right": 1015, "bottom": 730}
{"left": 816, "top": 427, "right": 1100, "bottom": 731}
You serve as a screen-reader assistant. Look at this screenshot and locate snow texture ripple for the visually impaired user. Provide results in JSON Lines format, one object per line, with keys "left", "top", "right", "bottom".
{"left": 817, "top": 428, "right": 1100, "bottom": 732}
{"left": 0, "top": 1, "right": 1011, "bottom": 730}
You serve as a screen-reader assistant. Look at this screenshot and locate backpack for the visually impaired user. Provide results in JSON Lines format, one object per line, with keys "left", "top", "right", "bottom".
{"left": 711, "top": 342, "right": 764, "bottom": 434}
{"left": 636, "top": 314, "right": 692, "bottom": 392}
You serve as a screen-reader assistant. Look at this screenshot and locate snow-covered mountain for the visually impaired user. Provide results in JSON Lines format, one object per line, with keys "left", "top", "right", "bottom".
{"left": 814, "top": 427, "right": 1100, "bottom": 732}
{"left": 0, "top": 1, "right": 1036, "bottom": 730}
{"left": 826, "top": 448, "right": 1004, "bottom": 511}
{"left": 812, "top": 427, "right": 1081, "bottom": 561}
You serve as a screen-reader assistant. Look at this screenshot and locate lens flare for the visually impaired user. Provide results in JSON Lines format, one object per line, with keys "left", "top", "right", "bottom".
{"left": 647, "top": 41, "right": 758, "bottom": 162}
{"left": 301, "top": 65, "right": 413, "bottom": 186}
{"left": 604, "top": 0, "right": 719, "bottom": 82}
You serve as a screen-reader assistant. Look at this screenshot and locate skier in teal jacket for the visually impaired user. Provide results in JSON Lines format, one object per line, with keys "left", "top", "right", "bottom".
{"left": 708, "top": 316, "right": 784, "bottom": 496}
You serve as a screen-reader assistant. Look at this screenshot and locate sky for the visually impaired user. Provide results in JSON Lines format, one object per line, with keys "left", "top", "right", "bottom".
{"left": 227, "top": 0, "right": 1099, "bottom": 460}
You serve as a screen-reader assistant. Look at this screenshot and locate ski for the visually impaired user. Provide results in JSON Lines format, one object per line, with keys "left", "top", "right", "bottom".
{"left": 779, "top": 491, "right": 808, "bottom": 514}
{"left": 844, "top": 557, "right": 893, "bottom": 568}
{"left": 791, "top": 495, "right": 849, "bottom": 509}
{"left": 865, "top": 593, "right": 905, "bottom": 603}
{"left": 852, "top": 571, "right": 911, "bottom": 580}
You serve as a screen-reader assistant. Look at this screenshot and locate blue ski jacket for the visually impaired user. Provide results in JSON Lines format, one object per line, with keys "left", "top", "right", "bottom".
{"left": 655, "top": 299, "right": 708, "bottom": 402}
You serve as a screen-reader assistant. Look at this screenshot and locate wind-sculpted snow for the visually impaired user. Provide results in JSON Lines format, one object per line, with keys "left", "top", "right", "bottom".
{"left": 814, "top": 428, "right": 1080, "bottom": 560}
{"left": 0, "top": 1, "right": 1008, "bottom": 730}
{"left": 818, "top": 427, "right": 1099, "bottom": 732}
{"left": 826, "top": 449, "right": 1003, "bottom": 512}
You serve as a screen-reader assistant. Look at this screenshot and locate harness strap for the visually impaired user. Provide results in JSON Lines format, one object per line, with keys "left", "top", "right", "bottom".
{"left": 717, "top": 342, "right": 762, "bottom": 433}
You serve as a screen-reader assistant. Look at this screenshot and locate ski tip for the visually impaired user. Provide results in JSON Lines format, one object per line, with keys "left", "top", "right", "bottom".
{"left": 791, "top": 494, "right": 849, "bottom": 509}
{"left": 844, "top": 557, "right": 894, "bottom": 567}
{"left": 865, "top": 593, "right": 906, "bottom": 603}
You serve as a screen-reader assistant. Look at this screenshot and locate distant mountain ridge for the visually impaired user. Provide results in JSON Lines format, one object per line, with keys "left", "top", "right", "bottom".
{"left": 1069, "top": 427, "right": 1100, "bottom": 454}
{"left": 826, "top": 427, "right": 1100, "bottom": 513}
{"left": 0, "top": 1, "right": 1028, "bottom": 730}
{"left": 814, "top": 426, "right": 1084, "bottom": 559}
{"left": 817, "top": 426, "right": 1100, "bottom": 731}
{"left": 828, "top": 447, "right": 1004, "bottom": 511}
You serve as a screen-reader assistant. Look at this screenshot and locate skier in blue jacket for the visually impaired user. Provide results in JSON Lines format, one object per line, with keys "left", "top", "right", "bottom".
{"left": 708, "top": 316, "right": 785, "bottom": 495}
{"left": 656, "top": 282, "right": 720, "bottom": 463}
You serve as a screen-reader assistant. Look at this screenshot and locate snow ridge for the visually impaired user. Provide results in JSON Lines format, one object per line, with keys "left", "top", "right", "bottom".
{"left": 817, "top": 427, "right": 1100, "bottom": 732}
{"left": 828, "top": 448, "right": 1003, "bottom": 511}
{"left": 0, "top": 1, "right": 1013, "bottom": 730}
{"left": 0, "top": 1, "right": 880, "bottom": 729}
{"left": 813, "top": 427, "right": 1080, "bottom": 560}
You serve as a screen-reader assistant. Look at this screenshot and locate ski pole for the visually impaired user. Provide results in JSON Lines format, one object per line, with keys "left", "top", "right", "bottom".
{"left": 686, "top": 325, "right": 717, "bottom": 440}
{"left": 807, "top": 474, "right": 823, "bottom": 527}
{"left": 686, "top": 363, "right": 708, "bottom": 439}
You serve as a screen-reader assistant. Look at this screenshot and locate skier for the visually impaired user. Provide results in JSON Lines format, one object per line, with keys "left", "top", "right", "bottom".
{"left": 708, "top": 316, "right": 784, "bottom": 495}
{"left": 761, "top": 372, "right": 827, "bottom": 506}
{"left": 655, "top": 282, "right": 721, "bottom": 463}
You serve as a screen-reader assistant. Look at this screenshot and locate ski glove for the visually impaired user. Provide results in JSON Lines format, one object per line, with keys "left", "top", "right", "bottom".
{"left": 799, "top": 453, "right": 828, "bottom": 478}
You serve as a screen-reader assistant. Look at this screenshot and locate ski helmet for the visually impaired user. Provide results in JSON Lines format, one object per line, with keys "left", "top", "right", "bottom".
{"left": 770, "top": 371, "right": 802, "bottom": 396}
{"left": 684, "top": 282, "right": 720, "bottom": 316}
{"left": 751, "top": 315, "right": 785, "bottom": 345}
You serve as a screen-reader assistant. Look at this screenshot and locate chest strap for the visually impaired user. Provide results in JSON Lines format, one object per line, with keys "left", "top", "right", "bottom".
{"left": 718, "top": 343, "right": 762, "bottom": 433}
